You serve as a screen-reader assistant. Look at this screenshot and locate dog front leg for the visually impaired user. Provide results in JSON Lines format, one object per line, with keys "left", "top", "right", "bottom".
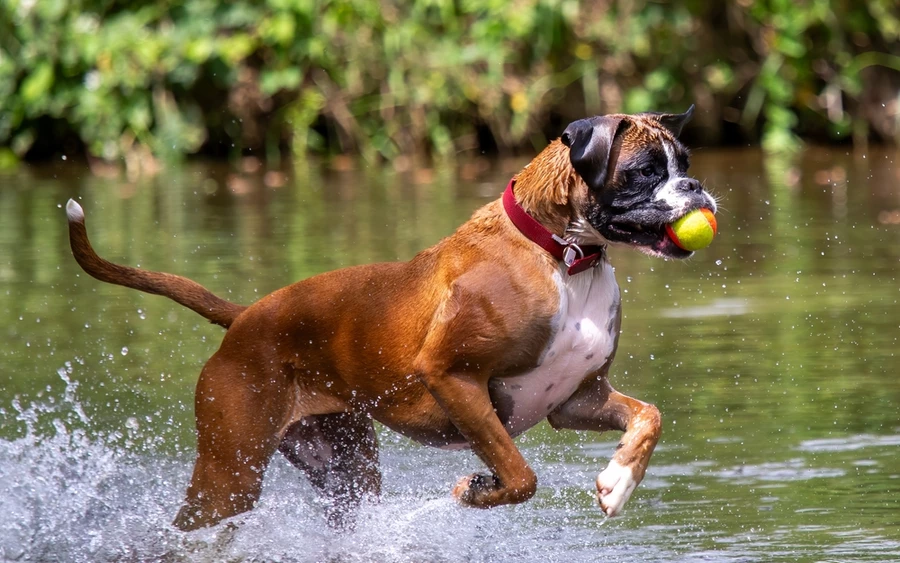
{"left": 548, "top": 373, "right": 661, "bottom": 517}
{"left": 412, "top": 276, "right": 539, "bottom": 508}
{"left": 415, "top": 360, "right": 537, "bottom": 507}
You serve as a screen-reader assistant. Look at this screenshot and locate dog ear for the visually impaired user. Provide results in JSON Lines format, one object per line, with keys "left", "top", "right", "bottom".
{"left": 562, "top": 116, "right": 627, "bottom": 190}
{"left": 638, "top": 105, "right": 695, "bottom": 137}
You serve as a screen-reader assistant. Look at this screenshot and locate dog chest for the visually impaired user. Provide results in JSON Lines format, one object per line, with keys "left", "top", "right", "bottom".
{"left": 490, "top": 262, "right": 620, "bottom": 437}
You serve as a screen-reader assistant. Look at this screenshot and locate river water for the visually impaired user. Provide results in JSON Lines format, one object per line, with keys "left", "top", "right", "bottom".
{"left": 1, "top": 148, "right": 899, "bottom": 562}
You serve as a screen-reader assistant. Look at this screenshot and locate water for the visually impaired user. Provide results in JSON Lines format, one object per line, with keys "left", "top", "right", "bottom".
{"left": 2, "top": 148, "right": 900, "bottom": 561}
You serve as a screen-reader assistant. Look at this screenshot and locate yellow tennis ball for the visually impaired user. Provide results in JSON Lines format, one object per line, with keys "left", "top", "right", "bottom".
{"left": 665, "top": 208, "right": 717, "bottom": 251}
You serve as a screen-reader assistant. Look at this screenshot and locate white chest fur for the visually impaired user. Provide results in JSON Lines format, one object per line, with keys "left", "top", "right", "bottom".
{"left": 492, "top": 262, "right": 621, "bottom": 437}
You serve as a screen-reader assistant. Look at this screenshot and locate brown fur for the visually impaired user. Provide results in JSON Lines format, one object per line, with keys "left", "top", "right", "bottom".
{"left": 67, "top": 128, "right": 665, "bottom": 530}
{"left": 513, "top": 116, "right": 681, "bottom": 237}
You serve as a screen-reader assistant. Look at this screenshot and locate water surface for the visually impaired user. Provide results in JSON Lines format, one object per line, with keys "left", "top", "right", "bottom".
{"left": 1, "top": 148, "right": 899, "bottom": 562}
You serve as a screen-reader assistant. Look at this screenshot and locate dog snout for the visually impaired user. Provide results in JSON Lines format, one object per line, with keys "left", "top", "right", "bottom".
{"left": 675, "top": 178, "right": 702, "bottom": 194}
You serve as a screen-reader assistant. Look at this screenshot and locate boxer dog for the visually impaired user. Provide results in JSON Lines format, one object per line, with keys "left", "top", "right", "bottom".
{"left": 65, "top": 107, "right": 716, "bottom": 531}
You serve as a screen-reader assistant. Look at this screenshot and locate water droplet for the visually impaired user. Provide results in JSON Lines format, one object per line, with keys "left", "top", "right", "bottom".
{"left": 121, "top": 347, "right": 129, "bottom": 356}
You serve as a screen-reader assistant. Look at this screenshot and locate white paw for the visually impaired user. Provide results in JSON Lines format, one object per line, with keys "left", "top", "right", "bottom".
{"left": 595, "top": 460, "right": 637, "bottom": 517}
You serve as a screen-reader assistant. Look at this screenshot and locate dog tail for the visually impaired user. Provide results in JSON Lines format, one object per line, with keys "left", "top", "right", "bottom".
{"left": 65, "top": 199, "right": 247, "bottom": 329}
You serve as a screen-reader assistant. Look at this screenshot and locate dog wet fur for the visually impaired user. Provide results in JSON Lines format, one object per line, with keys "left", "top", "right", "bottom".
{"left": 65, "top": 108, "right": 716, "bottom": 531}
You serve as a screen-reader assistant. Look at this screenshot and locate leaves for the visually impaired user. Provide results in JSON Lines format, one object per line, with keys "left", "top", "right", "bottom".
{"left": 20, "top": 63, "right": 54, "bottom": 107}
{"left": 0, "top": 0, "right": 897, "bottom": 161}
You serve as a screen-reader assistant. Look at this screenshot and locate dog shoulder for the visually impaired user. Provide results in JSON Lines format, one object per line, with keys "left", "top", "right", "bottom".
{"left": 415, "top": 256, "right": 561, "bottom": 379}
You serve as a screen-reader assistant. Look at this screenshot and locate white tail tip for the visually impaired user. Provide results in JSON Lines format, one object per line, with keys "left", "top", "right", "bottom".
{"left": 65, "top": 199, "right": 85, "bottom": 222}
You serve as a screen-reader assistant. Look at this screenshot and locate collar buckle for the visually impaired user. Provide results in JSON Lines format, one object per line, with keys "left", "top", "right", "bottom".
{"left": 553, "top": 235, "right": 584, "bottom": 267}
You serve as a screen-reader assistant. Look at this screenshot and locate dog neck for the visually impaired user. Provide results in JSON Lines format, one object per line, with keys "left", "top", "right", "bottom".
{"left": 512, "top": 140, "right": 579, "bottom": 238}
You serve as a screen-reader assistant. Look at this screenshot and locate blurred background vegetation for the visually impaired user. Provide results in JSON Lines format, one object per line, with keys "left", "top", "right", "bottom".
{"left": 1, "top": 0, "right": 899, "bottom": 167}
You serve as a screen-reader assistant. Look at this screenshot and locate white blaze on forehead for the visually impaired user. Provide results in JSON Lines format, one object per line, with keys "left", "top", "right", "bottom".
{"left": 664, "top": 139, "right": 682, "bottom": 178}
{"left": 652, "top": 140, "right": 716, "bottom": 214}
{"left": 651, "top": 140, "right": 691, "bottom": 213}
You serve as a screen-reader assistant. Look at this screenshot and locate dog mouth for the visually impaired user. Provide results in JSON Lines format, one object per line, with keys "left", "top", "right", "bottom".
{"left": 606, "top": 219, "right": 693, "bottom": 259}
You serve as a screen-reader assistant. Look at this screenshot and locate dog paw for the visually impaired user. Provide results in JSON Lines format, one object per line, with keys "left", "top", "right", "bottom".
{"left": 595, "top": 460, "right": 638, "bottom": 517}
{"left": 452, "top": 473, "right": 499, "bottom": 507}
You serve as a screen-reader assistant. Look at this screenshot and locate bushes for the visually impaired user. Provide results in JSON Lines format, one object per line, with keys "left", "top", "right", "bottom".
{"left": 1, "top": 0, "right": 899, "bottom": 163}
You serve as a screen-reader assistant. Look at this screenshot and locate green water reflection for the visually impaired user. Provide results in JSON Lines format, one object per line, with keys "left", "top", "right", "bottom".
{"left": 1, "top": 148, "right": 899, "bottom": 560}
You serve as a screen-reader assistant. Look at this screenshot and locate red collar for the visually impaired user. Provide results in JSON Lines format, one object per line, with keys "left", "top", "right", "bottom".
{"left": 502, "top": 179, "right": 606, "bottom": 275}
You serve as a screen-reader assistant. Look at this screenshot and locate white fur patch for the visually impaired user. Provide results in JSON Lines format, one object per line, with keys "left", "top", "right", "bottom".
{"left": 65, "top": 199, "right": 84, "bottom": 222}
{"left": 493, "top": 262, "right": 620, "bottom": 437}
{"left": 596, "top": 459, "right": 638, "bottom": 517}
{"left": 652, "top": 141, "right": 692, "bottom": 214}
{"left": 653, "top": 140, "right": 717, "bottom": 215}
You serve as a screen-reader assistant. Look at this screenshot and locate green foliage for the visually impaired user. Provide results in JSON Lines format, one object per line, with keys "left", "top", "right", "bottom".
{"left": 0, "top": 0, "right": 898, "bottom": 162}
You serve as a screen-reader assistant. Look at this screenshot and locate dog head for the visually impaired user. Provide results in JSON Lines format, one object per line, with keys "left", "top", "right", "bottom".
{"left": 561, "top": 106, "right": 717, "bottom": 259}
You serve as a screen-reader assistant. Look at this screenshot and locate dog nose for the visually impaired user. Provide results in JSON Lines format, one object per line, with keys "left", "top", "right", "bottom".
{"left": 677, "top": 178, "right": 702, "bottom": 193}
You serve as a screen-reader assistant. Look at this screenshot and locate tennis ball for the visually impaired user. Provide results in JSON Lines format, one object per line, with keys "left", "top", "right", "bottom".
{"left": 665, "top": 208, "right": 717, "bottom": 251}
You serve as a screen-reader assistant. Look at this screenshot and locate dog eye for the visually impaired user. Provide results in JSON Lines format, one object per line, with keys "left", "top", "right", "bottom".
{"left": 639, "top": 165, "right": 656, "bottom": 178}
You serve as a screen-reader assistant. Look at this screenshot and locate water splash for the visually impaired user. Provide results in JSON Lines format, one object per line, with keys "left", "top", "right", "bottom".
{"left": 0, "top": 363, "right": 189, "bottom": 561}
{"left": 4, "top": 365, "right": 898, "bottom": 562}
{"left": 0, "top": 364, "right": 620, "bottom": 562}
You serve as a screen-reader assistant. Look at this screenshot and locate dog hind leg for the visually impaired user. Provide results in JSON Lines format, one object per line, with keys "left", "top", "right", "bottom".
{"left": 278, "top": 412, "right": 381, "bottom": 529}
{"left": 173, "top": 354, "right": 295, "bottom": 531}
